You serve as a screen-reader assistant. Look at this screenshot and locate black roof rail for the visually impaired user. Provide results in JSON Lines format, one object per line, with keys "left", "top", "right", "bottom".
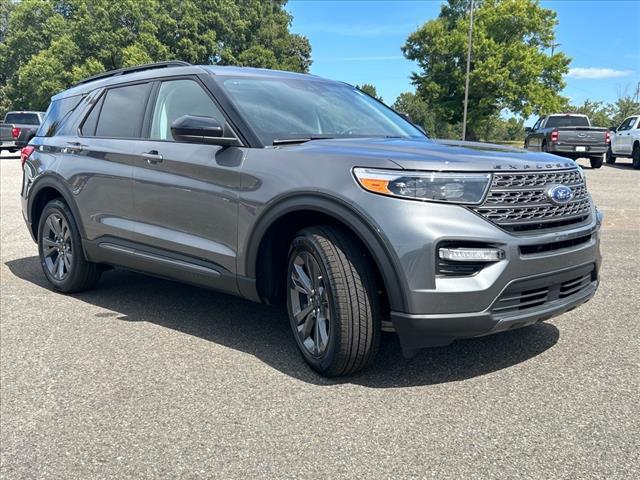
{"left": 74, "top": 61, "right": 192, "bottom": 86}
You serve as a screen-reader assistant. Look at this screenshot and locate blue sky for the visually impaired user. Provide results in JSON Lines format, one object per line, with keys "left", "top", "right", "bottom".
{"left": 287, "top": 0, "right": 640, "bottom": 123}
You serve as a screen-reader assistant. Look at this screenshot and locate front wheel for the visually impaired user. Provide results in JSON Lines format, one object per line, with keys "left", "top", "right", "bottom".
{"left": 590, "top": 154, "right": 604, "bottom": 169}
{"left": 38, "top": 199, "right": 101, "bottom": 293}
{"left": 633, "top": 143, "right": 640, "bottom": 170}
{"left": 286, "top": 225, "right": 380, "bottom": 377}
{"left": 606, "top": 146, "right": 616, "bottom": 164}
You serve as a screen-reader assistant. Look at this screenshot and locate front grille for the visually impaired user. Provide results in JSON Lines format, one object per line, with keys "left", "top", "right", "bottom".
{"left": 492, "top": 264, "right": 596, "bottom": 316}
{"left": 472, "top": 169, "right": 591, "bottom": 232}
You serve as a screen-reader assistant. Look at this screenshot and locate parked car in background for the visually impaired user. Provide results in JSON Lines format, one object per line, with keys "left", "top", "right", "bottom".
{"left": 524, "top": 113, "right": 609, "bottom": 169}
{"left": 607, "top": 114, "right": 640, "bottom": 169}
{"left": 0, "top": 111, "right": 45, "bottom": 153}
{"left": 20, "top": 62, "right": 602, "bottom": 376}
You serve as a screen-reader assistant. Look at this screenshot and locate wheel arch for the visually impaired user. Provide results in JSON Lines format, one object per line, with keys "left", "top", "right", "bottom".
{"left": 243, "top": 194, "right": 408, "bottom": 313}
{"left": 28, "top": 175, "right": 86, "bottom": 241}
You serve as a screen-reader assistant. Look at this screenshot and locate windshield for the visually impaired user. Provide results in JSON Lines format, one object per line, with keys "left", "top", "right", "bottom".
{"left": 545, "top": 116, "right": 590, "bottom": 128}
{"left": 217, "top": 76, "right": 426, "bottom": 145}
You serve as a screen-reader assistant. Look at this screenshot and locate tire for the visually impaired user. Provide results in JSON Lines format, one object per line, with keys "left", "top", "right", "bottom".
{"left": 286, "top": 225, "right": 380, "bottom": 376}
{"left": 541, "top": 141, "right": 547, "bottom": 152}
{"left": 37, "top": 199, "right": 101, "bottom": 293}
{"left": 633, "top": 143, "right": 640, "bottom": 170}
{"left": 606, "top": 146, "right": 616, "bottom": 164}
{"left": 589, "top": 154, "right": 604, "bottom": 169}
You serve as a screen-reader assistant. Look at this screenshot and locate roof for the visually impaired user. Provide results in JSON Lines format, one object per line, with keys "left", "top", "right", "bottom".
{"left": 52, "top": 62, "right": 330, "bottom": 101}
{"left": 202, "top": 65, "right": 324, "bottom": 81}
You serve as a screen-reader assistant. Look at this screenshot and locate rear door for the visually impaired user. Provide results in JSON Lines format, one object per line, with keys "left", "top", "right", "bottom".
{"left": 131, "top": 77, "right": 244, "bottom": 285}
{"left": 71, "top": 81, "right": 152, "bottom": 243}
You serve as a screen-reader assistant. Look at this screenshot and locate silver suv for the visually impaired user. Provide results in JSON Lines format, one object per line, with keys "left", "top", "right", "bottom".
{"left": 21, "top": 62, "right": 602, "bottom": 376}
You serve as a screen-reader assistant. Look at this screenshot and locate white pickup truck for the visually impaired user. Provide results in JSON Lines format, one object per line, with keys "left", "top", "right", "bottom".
{"left": 607, "top": 114, "right": 640, "bottom": 169}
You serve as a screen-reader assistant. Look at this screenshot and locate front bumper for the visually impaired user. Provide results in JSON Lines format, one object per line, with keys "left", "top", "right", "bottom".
{"left": 353, "top": 188, "right": 603, "bottom": 355}
{"left": 391, "top": 262, "right": 598, "bottom": 354}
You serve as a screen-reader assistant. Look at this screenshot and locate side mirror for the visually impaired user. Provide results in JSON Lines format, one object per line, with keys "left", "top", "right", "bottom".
{"left": 397, "top": 111, "right": 413, "bottom": 123}
{"left": 609, "top": 126, "right": 617, "bottom": 132}
{"left": 171, "top": 115, "right": 240, "bottom": 146}
{"left": 524, "top": 126, "right": 532, "bottom": 133}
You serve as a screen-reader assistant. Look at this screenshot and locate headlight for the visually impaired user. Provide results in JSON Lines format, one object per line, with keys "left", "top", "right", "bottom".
{"left": 353, "top": 168, "right": 491, "bottom": 204}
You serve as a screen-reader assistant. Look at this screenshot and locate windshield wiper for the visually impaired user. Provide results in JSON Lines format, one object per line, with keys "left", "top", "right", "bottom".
{"left": 272, "top": 136, "right": 334, "bottom": 145}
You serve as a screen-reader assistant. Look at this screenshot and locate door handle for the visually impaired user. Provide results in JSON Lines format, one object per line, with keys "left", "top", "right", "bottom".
{"left": 142, "top": 150, "right": 163, "bottom": 164}
{"left": 65, "top": 141, "right": 84, "bottom": 153}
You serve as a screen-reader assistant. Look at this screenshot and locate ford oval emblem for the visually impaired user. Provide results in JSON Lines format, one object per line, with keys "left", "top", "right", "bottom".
{"left": 546, "top": 184, "right": 574, "bottom": 205}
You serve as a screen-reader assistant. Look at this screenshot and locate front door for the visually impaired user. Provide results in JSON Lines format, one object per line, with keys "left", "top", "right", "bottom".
{"left": 131, "top": 78, "right": 244, "bottom": 284}
{"left": 613, "top": 117, "right": 637, "bottom": 154}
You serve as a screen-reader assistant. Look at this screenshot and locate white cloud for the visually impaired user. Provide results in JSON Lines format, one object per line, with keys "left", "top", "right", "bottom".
{"left": 567, "top": 67, "right": 634, "bottom": 79}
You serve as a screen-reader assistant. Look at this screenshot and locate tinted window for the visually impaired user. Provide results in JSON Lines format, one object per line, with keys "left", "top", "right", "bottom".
{"left": 37, "top": 96, "right": 83, "bottom": 137}
{"left": 5, "top": 112, "right": 41, "bottom": 125}
{"left": 94, "top": 83, "right": 150, "bottom": 138}
{"left": 545, "top": 116, "right": 590, "bottom": 128}
{"left": 80, "top": 95, "right": 104, "bottom": 136}
{"left": 150, "top": 79, "right": 225, "bottom": 140}
{"left": 618, "top": 117, "right": 635, "bottom": 131}
{"left": 218, "top": 76, "right": 424, "bottom": 145}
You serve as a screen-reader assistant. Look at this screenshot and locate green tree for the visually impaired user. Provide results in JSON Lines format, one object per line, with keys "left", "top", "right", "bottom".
{"left": 610, "top": 85, "right": 640, "bottom": 127}
{"left": 570, "top": 100, "right": 613, "bottom": 128}
{"left": 356, "top": 83, "right": 382, "bottom": 101}
{"left": 0, "top": 0, "right": 311, "bottom": 111}
{"left": 393, "top": 91, "right": 434, "bottom": 136}
{"left": 402, "top": 0, "right": 570, "bottom": 140}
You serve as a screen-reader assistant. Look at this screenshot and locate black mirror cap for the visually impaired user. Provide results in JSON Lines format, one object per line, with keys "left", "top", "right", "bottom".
{"left": 170, "top": 115, "right": 241, "bottom": 146}
{"left": 397, "top": 111, "right": 412, "bottom": 123}
{"left": 524, "top": 126, "right": 532, "bottom": 133}
{"left": 609, "top": 126, "right": 617, "bottom": 132}
{"left": 171, "top": 115, "right": 223, "bottom": 138}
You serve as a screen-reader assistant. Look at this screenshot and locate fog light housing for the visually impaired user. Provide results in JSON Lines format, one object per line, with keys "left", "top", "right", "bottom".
{"left": 438, "top": 247, "right": 505, "bottom": 262}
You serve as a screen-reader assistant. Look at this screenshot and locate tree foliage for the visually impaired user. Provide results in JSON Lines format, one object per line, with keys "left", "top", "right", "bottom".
{"left": 356, "top": 83, "right": 382, "bottom": 101}
{"left": 570, "top": 100, "right": 613, "bottom": 128}
{"left": 403, "top": 0, "right": 570, "bottom": 140}
{"left": 0, "top": 0, "right": 311, "bottom": 111}
{"left": 569, "top": 84, "right": 640, "bottom": 129}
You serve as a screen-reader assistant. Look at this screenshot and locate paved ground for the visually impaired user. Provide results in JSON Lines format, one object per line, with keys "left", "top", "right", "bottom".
{"left": 1, "top": 149, "right": 639, "bottom": 479}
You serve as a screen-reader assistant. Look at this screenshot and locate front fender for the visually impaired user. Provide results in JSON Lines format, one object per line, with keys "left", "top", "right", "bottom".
{"left": 240, "top": 192, "right": 409, "bottom": 313}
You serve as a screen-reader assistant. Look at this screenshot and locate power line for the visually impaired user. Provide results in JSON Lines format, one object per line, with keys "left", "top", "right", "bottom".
{"left": 462, "top": 0, "right": 474, "bottom": 141}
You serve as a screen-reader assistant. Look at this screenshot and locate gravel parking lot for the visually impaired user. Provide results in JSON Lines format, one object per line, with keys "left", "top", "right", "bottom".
{"left": 1, "top": 149, "right": 639, "bottom": 479}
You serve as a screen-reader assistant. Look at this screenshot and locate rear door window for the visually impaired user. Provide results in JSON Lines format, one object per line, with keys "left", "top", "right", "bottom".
{"left": 89, "top": 83, "right": 151, "bottom": 138}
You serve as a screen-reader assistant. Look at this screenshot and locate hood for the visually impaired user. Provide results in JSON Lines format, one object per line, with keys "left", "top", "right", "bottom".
{"left": 287, "top": 137, "right": 577, "bottom": 172}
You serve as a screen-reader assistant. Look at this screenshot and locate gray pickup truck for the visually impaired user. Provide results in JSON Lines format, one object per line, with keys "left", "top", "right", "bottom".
{"left": 0, "top": 111, "right": 45, "bottom": 153}
{"left": 524, "top": 114, "right": 609, "bottom": 169}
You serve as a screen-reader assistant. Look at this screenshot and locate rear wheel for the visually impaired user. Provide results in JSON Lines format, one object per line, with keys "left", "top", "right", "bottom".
{"left": 633, "top": 143, "right": 640, "bottom": 170}
{"left": 606, "top": 146, "right": 616, "bottom": 164}
{"left": 286, "top": 225, "right": 380, "bottom": 377}
{"left": 590, "top": 154, "right": 604, "bottom": 169}
{"left": 37, "top": 199, "right": 101, "bottom": 293}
